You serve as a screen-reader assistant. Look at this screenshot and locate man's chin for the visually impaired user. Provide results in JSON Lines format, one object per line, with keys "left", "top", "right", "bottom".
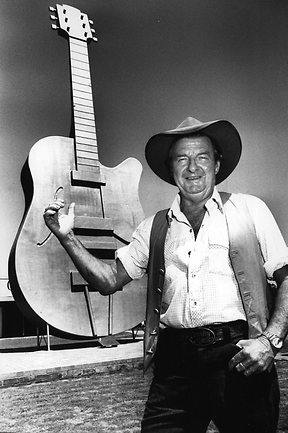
{"left": 180, "top": 187, "right": 214, "bottom": 203}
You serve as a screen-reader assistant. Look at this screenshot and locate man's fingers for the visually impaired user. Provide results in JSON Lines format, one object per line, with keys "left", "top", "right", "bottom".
{"left": 228, "top": 349, "right": 244, "bottom": 370}
{"left": 44, "top": 200, "right": 66, "bottom": 214}
{"left": 236, "top": 339, "right": 247, "bottom": 349}
{"left": 229, "top": 338, "right": 275, "bottom": 375}
{"left": 68, "top": 202, "right": 75, "bottom": 216}
{"left": 241, "top": 364, "right": 258, "bottom": 376}
{"left": 44, "top": 208, "right": 57, "bottom": 216}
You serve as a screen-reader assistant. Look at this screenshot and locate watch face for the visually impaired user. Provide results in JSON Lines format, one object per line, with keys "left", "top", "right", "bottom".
{"left": 271, "top": 336, "right": 283, "bottom": 349}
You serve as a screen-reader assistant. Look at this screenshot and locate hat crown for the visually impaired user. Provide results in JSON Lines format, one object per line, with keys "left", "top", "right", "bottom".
{"left": 176, "top": 116, "right": 202, "bottom": 129}
{"left": 145, "top": 115, "right": 242, "bottom": 186}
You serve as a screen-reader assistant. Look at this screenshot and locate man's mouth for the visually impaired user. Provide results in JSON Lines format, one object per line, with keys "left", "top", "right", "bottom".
{"left": 186, "top": 175, "right": 202, "bottom": 181}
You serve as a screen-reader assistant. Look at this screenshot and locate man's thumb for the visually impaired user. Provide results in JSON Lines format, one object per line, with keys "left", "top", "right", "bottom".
{"left": 68, "top": 202, "right": 75, "bottom": 217}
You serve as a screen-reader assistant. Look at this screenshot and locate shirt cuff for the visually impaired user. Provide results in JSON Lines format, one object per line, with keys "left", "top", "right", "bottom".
{"left": 264, "top": 255, "right": 288, "bottom": 279}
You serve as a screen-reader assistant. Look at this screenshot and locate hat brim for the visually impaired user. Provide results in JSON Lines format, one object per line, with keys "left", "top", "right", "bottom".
{"left": 145, "top": 119, "right": 242, "bottom": 185}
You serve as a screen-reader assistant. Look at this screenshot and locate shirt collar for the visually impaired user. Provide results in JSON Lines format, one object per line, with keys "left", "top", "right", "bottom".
{"left": 168, "top": 187, "right": 223, "bottom": 222}
{"left": 207, "top": 188, "right": 224, "bottom": 214}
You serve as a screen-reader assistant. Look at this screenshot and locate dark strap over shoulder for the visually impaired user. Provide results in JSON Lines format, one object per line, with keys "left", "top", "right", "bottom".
{"left": 147, "top": 209, "right": 169, "bottom": 272}
{"left": 144, "top": 209, "right": 169, "bottom": 372}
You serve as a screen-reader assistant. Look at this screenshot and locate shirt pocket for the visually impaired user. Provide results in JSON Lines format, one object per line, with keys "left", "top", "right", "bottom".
{"left": 209, "top": 244, "right": 234, "bottom": 278}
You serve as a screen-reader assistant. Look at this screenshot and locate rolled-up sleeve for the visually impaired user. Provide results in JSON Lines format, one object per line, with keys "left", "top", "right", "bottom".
{"left": 116, "top": 215, "right": 154, "bottom": 280}
{"left": 245, "top": 194, "right": 288, "bottom": 279}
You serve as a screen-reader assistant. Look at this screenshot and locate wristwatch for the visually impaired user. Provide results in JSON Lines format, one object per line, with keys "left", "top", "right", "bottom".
{"left": 262, "top": 331, "right": 284, "bottom": 351}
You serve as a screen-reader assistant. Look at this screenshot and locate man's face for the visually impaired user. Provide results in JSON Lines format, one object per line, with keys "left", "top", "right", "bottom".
{"left": 170, "top": 135, "right": 220, "bottom": 204}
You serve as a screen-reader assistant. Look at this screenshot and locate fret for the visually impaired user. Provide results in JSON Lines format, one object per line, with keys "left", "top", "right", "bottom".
{"left": 74, "top": 97, "right": 93, "bottom": 108}
{"left": 71, "top": 45, "right": 88, "bottom": 58}
{"left": 76, "top": 150, "right": 99, "bottom": 160}
{"left": 72, "top": 75, "right": 90, "bottom": 86}
{"left": 72, "top": 82, "right": 92, "bottom": 93}
{"left": 76, "top": 143, "right": 98, "bottom": 153}
{"left": 73, "top": 104, "right": 94, "bottom": 114}
{"left": 76, "top": 140, "right": 97, "bottom": 150}
{"left": 71, "top": 59, "right": 90, "bottom": 72}
{"left": 74, "top": 110, "right": 95, "bottom": 121}
{"left": 70, "top": 44, "right": 88, "bottom": 56}
{"left": 70, "top": 39, "right": 87, "bottom": 50}
{"left": 74, "top": 116, "right": 96, "bottom": 128}
{"left": 75, "top": 123, "right": 95, "bottom": 131}
{"left": 70, "top": 38, "right": 87, "bottom": 47}
{"left": 75, "top": 130, "right": 96, "bottom": 140}
{"left": 75, "top": 121, "right": 95, "bottom": 130}
{"left": 72, "top": 75, "right": 91, "bottom": 86}
{"left": 77, "top": 157, "right": 100, "bottom": 167}
{"left": 75, "top": 136, "right": 97, "bottom": 146}
{"left": 70, "top": 51, "right": 88, "bottom": 63}
{"left": 73, "top": 89, "right": 93, "bottom": 101}
{"left": 75, "top": 124, "right": 97, "bottom": 140}
{"left": 71, "top": 56, "right": 88, "bottom": 68}
{"left": 71, "top": 67, "right": 90, "bottom": 79}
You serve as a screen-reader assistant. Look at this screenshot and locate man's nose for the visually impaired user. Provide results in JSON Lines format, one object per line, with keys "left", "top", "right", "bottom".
{"left": 187, "top": 157, "right": 198, "bottom": 171}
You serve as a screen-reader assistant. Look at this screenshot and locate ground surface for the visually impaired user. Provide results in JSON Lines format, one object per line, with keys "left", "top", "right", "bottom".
{"left": 0, "top": 361, "right": 287, "bottom": 432}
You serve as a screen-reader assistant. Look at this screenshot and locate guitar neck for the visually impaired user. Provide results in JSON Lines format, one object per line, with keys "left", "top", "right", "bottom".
{"left": 69, "top": 38, "right": 99, "bottom": 172}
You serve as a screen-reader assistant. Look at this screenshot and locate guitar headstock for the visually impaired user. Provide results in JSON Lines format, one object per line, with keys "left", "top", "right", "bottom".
{"left": 49, "top": 4, "right": 97, "bottom": 42}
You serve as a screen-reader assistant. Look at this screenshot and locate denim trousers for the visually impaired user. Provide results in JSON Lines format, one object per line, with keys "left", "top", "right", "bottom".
{"left": 141, "top": 324, "right": 280, "bottom": 433}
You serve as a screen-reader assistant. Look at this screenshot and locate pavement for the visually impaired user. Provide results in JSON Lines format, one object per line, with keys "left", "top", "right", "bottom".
{"left": 0, "top": 333, "right": 144, "bottom": 388}
{"left": 1, "top": 331, "right": 288, "bottom": 389}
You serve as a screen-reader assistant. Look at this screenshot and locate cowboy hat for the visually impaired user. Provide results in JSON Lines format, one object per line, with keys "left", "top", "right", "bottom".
{"left": 145, "top": 116, "right": 242, "bottom": 185}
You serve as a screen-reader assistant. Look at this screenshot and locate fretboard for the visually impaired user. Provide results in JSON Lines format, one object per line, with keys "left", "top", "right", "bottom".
{"left": 69, "top": 37, "right": 99, "bottom": 172}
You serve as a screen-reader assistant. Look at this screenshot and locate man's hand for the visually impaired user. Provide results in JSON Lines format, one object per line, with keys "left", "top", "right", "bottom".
{"left": 43, "top": 199, "right": 75, "bottom": 240}
{"left": 228, "top": 337, "right": 275, "bottom": 376}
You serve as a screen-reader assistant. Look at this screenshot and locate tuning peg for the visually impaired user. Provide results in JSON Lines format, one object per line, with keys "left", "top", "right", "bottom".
{"left": 49, "top": 6, "right": 56, "bottom": 12}
{"left": 92, "top": 37, "right": 98, "bottom": 42}
{"left": 91, "top": 28, "right": 96, "bottom": 34}
{"left": 51, "top": 23, "right": 59, "bottom": 30}
{"left": 50, "top": 15, "right": 57, "bottom": 20}
{"left": 89, "top": 19, "right": 94, "bottom": 25}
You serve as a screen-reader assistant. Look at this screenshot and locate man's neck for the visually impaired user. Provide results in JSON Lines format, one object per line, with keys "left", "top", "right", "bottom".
{"left": 179, "top": 193, "right": 211, "bottom": 215}
{"left": 180, "top": 195, "right": 210, "bottom": 238}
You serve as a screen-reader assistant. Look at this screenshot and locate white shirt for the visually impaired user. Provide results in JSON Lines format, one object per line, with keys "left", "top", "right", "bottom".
{"left": 117, "top": 188, "right": 288, "bottom": 328}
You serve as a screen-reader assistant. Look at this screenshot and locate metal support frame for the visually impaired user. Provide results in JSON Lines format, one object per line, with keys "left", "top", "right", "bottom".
{"left": 37, "top": 323, "right": 51, "bottom": 351}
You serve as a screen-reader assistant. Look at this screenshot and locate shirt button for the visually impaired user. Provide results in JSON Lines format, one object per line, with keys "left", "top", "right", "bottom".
{"left": 191, "top": 273, "right": 196, "bottom": 278}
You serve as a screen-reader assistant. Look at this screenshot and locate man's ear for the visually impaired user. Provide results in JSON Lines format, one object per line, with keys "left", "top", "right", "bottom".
{"left": 215, "top": 160, "right": 220, "bottom": 175}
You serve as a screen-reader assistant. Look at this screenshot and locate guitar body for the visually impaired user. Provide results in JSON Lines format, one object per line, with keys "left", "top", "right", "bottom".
{"left": 9, "top": 136, "right": 147, "bottom": 338}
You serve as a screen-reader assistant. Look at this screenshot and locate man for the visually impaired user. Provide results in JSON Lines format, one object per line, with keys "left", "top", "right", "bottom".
{"left": 44, "top": 116, "right": 288, "bottom": 433}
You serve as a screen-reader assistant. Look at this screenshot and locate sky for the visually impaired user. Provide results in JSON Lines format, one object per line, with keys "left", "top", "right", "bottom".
{"left": 1, "top": 0, "right": 288, "bottom": 282}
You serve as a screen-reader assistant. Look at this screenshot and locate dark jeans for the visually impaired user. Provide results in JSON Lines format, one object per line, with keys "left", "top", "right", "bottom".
{"left": 141, "top": 322, "right": 280, "bottom": 433}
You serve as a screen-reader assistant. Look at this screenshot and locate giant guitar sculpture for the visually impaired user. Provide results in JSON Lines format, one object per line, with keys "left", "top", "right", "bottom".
{"left": 9, "top": 4, "right": 146, "bottom": 338}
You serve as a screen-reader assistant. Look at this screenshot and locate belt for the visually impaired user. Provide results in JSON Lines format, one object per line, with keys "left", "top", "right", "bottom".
{"left": 159, "top": 320, "right": 248, "bottom": 348}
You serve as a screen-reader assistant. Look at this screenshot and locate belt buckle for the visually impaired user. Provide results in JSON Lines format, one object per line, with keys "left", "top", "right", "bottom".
{"left": 188, "top": 327, "right": 216, "bottom": 347}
